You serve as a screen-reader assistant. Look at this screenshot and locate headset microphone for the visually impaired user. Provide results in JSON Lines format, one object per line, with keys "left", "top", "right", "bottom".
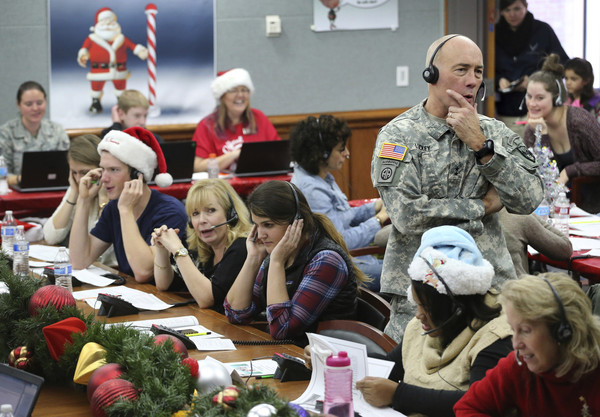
{"left": 421, "top": 305, "right": 463, "bottom": 336}
{"left": 515, "top": 350, "right": 523, "bottom": 366}
{"left": 200, "top": 217, "right": 237, "bottom": 231}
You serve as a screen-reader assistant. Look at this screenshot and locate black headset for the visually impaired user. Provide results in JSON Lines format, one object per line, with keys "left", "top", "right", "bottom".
{"left": 422, "top": 34, "right": 486, "bottom": 101}
{"left": 541, "top": 277, "right": 573, "bottom": 344}
{"left": 419, "top": 257, "right": 465, "bottom": 335}
{"left": 187, "top": 192, "right": 239, "bottom": 229}
{"left": 315, "top": 117, "right": 330, "bottom": 160}
{"left": 130, "top": 168, "right": 143, "bottom": 181}
{"left": 286, "top": 181, "right": 302, "bottom": 222}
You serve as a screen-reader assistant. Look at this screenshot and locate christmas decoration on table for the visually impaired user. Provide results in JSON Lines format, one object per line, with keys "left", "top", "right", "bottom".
{"left": 28, "top": 285, "right": 77, "bottom": 316}
{"left": 182, "top": 357, "right": 199, "bottom": 379}
{"left": 153, "top": 333, "right": 189, "bottom": 358}
{"left": 90, "top": 378, "right": 139, "bottom": 417}
{"left": 531, "top": 123, "right": 568, "bottom": 206}
{"left": 73, "top": 342, "right": 107, "bottom": 385}
{"left": 87, "top": 363, "right": 124, "bottom": 402}
{"left": 247, "top": 403, "right": 277, "bottom": 417}
{"left": 212, "top": 385, "right": 240, "bottom": 410}
{"left": 195, "top": 358, "right": 233, "bottom": 394}
{"left": 8, "top": 346, "right": 33, "bottom": 370}
{"left": 42, "top": 317, "right": 87, "bottom": 361}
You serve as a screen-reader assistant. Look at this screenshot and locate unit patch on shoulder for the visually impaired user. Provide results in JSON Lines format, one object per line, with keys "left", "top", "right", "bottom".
{"left": 378, "top": 142, "right": 408, "bottom": 161}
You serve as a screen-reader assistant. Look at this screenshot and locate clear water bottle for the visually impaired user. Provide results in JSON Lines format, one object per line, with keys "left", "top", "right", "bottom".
{"left": 12, "top": 225, "right": 29, "bottom": 276}
{"left": 324, "top": 351, "right": 353, "bottom": 417}
{"left": 553, "top": 192, "right": 570, "bottom": 236}
{"left": 1, "top": 210, "right": 17, "bottom": 257}
{"left": 54, "top": 247, "right": 73, "bottom": 293}
{"left": 0, "top": 155, "right": 8, "bottom": 195}
{"left": 207, "top": 153, "right": 219, "bottom": 179}
{"left": 0, "top": 404, "right": 14, "bottom": 417}
{"left": 534, "top": 196, "right": 550, "bottom": 224}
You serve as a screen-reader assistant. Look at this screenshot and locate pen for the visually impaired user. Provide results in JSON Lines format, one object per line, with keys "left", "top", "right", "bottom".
{"left": 254, "top": 375, "right": 274, "bottom": 379}
{"left": 514, "top": 121, "right": 528, "bottom": 125}
{"left": 185, "top": 332, "right": 211, "bottom": 336}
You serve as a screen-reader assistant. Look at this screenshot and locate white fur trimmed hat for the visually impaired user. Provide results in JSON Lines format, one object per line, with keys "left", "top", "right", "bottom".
{"left": 407, "top": 226, "right": 494, "bottom": 298}
{"left": 98, "top": 127, "right": 173, "bottom": 187}
{"left": 211, "top": 68, "right": 255, "bottom": 100}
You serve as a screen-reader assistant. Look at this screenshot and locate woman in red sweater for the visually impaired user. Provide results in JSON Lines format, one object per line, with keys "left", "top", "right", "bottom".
{"left": 454, "top": 272, "right": 600, "bottom": 416}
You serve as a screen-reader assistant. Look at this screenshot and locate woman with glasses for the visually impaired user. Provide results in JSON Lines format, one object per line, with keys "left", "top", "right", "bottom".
{"left": 192, "top": 68, "right": 280, "bottom": 172}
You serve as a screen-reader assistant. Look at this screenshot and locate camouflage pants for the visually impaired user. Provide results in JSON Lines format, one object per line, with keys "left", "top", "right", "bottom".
{"left": 384, "top": 294, "right": 416, "bottom": 343}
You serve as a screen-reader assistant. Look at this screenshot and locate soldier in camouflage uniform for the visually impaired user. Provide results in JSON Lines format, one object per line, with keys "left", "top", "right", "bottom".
{"left": 371, "top": 34, "right": 544, "bottom": 342}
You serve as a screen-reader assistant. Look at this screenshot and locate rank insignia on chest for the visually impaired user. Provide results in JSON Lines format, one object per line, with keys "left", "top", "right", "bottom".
{"left": 378, "top": 142, "right": 407, "bottom": 161}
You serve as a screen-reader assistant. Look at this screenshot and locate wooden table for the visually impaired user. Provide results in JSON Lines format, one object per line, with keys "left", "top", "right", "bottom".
{"left": 31, "top": 275, "right": 308, "bottom": 416}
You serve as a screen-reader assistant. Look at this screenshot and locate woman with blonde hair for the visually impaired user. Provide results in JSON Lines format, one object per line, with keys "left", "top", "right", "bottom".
{"left": 152, "top": 179, "right": 251, "bottom": 313}
{"left": 192, "top": 68, "right": 280, "bottom": 172}
{"left": 454, "top": 272, "right": 600, "bottom": 416}
{"left": 225, "top": 180, "right": 366, "bottom": 344}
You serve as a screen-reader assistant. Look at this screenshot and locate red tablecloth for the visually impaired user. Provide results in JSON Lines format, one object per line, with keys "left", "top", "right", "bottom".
{"left": 0, "top": 174, "right": 292, "bottom": 218}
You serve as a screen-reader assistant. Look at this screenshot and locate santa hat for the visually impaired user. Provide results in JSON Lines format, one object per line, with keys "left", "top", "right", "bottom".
{"left": 211, "top": 68, "right": 255, "bottom": 100}
{"left": 90, "top": 7, "right": 116, "bottom": 32}
{"left": 407, "top": 226, "right": 494, "bottom": 302}
{"left": 99, "top": 127, "right": 173, "bottom": 187}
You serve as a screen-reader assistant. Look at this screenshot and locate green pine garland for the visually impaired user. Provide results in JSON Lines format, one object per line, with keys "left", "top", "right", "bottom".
{"left": 0, "top": 254, "right": 305, "bottom": 416}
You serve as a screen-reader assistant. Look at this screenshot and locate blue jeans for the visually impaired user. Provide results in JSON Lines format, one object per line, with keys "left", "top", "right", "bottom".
{"left": 354, "top": 255, "right": 382, "bottom": 292}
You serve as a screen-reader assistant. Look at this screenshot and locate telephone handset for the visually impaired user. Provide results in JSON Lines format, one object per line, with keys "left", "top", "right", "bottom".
{"left": 130, "top": 168, "right": 143, "bottom": 180}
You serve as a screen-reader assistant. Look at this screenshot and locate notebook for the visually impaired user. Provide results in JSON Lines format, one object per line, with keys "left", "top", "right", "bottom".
{"left": 156, "top": 141, "right": 196, "bottom": 184}
{"left": 234, "top": 140, "right": 292, "bottom": 177}
{"left": 0, "top": 363, "right": 44, "bottom": 417}
{"left": 10, "top": 150, "right": 70, "bottom": 193}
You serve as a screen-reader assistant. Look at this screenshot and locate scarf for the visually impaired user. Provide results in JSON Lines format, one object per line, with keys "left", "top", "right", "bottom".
{"left": 496, "top": 11, "right": 534, "bottom": 57}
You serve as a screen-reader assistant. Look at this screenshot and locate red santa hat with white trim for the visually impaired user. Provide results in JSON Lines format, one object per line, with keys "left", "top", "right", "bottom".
{"left": 211, "top": 68, "right": 255, "bottom": 100}
{"left": 98, "top": 127, "right": 173, "bottom": 188}
{"left": 90, "top": 7, "right": 116, "bottom": 31}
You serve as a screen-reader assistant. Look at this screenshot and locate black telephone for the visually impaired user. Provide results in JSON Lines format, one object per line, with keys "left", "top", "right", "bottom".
{"left": 97, "top": 293, "right": 139, "bottom": 317}
{"left": 130, "top": 168, "right": 143, "bottom": 180}
{"left": 272, "top": 352, "right": 311, "bottom": 382}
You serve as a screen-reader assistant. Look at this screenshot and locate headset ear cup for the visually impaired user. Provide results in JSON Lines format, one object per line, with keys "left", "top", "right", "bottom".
{"left": 422, "top": 65, "right": 439, "bottom": 84}
{"left": 553, "top": 321, "right": 573, "bottom": 343}
{"left": 188, "top": 220, "right": 193, "bottom": 229}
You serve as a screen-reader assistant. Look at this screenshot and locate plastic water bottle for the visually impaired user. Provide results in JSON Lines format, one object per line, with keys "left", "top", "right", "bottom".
{"left": 207, "top": 153, "right": 219, "bottom": 179}
{"left": 553, "top": 192, "right": 570, "bottom": 236}
{"left": 324, "top": 351, "right": 353, "bottom": 417}
{"left": 1, "top": 210, "right": 17, "bottom": 257}
{"left": 534, "top": 196, "right": 550, "bottom": 224}
{"left": 54, "top": 247, "right": 73, "bottom": 293}
{"left": 0, "top": 155, "right": 8, "bottom": 195}
{"left": 0, "top": 404, "right": 14, "bottom": 417}
{"left": 12, "top": 225, "right": 29, "bottom": 276}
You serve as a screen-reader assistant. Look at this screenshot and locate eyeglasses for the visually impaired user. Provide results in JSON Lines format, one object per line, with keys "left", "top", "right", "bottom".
{"left": 226, "top": 87, "right": 250, "bottom": 95}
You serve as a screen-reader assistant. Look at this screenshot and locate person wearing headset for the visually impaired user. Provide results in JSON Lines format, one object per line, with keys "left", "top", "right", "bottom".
{"left": 224, "top": 180, "right": 368, "bottom": 345}
{"left": 454, "top": 272, "right": 600, "bottom": 416}
{"left": 151, "top": 179, "right": 251, "bottom": 313}
{"left": 351, "top": 226, "right": 512, "bottom": 416}
{"left": 290, "top": 114, "right": 389, "bottom": 292}
{"left": 523, "top": 54, "right": 600, "bottom": 186}
{"left": 371, "top": 34, "right": 544, "bottom": 343}
{"left": 69, "top": 127, "right": 187, "bottom": 281}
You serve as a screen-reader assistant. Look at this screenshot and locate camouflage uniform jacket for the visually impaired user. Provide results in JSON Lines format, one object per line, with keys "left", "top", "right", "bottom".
{"left": 371, "top": 101, "right": 544, "bottom": 297}
{"left": 0, "top": 117, "right": 70, "bottom": 176}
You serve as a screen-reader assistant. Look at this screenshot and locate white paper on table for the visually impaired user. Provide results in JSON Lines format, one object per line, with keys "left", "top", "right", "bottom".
{"left": 29, "top": 245, "right": 65, "bottom": 262}
{"left": 0, "top": 282, "right": 8, "bottom": 294}
{"left": 293, "top": 333, "right": 403, "bottom": 417}
{"left": 569, "top": 217, "right": 600, "bottom": 237}
{"left": 29, "top": 260, "right": 52, "bottom": 268}
{"left": 225, "top": 359, "right": 278, "bottom": 377}
{"left": 584, "top": 249, "right": 600, "bottom": 257}
{"left": 72, "top": 266, "right": 117, "bottom": 287}
{"left": 193, "top": 338, "right": 236, "bottom": 351}
{"left": 73, "top": 286, "right": 173, "bottom": 311}
{"left": 569, "top": 237, "right": 600, "bottom": 251}
{"left": 570, "top": 206, "right": 593, "bottom": 217}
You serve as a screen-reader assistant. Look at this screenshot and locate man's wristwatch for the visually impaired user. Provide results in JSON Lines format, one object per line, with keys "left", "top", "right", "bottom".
{"left": 473, "top": 139, "right": 495, "bottom": 160}
{"left": 173, "top": 248, "right": 189, "bottom": 259}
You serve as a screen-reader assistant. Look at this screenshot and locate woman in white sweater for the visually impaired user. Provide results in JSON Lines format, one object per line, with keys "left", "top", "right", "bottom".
{"left": 43, "top": 134, "right": 115, "bottom": 266}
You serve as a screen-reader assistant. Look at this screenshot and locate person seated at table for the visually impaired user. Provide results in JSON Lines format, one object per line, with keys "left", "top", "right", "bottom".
{"left": 192, "top": 68, "right": 280, "bottom": 173}
{"left": 0, "top": 81, "right": 70, "bottom": 186}
{"left": 43, "top": 134, "right": 116, "bottom": 266}
{"left": 523, "top": 54, "right": 600, "bottom": 186}
{"left": 498, "top": 207, "right": 572, "bottom": 277}
{"left": 151, "top": 179, "right": 251, "bottom": 313}
{"left": 454, "top": 272, "right": 600, "bottom": 416}
{"left": 224, "top": 180, "right": 365, "bottom": 344}
{"left": 69, "top": 127, "right": 187, "bottom": 281}
{"left": 99, "top": 89, "right": 164, "bottom": 143}
{"left": 564, "top": 57, "right": 600, "bottom": 122}
{"left": 290, "top": 115, "right": 389, "bottom": 292}
{"left": 353, "top": 226, "right": 512, "bottom": 416}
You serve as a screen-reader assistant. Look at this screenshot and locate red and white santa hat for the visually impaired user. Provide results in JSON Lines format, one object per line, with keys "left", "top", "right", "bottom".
{"left": 210, "top": 68, "right": 255, "bottom": 100}
{"left": 95, "top": 7, "right": 115, "bottom": 24}
{"left": 99, "top": 127, "right": 173, "bottom": 188}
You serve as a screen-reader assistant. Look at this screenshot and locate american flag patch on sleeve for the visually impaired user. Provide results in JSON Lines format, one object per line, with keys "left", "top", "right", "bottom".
{"left": 378, "top": 142, "right": 407, "bottom": 161}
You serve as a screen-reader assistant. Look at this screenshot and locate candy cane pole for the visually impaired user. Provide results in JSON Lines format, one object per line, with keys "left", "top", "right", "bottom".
{"left": 145, "top": 3, "right": 160, "bottom": 117}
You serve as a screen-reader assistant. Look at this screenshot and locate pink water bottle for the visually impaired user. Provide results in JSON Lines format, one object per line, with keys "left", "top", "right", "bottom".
{"left": 324, "top": 351, "right": 353, "bottom": 417}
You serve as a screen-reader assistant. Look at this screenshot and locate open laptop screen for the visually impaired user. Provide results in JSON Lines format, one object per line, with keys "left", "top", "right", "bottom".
{"left": 0, "top": 364, "right": 44, "bottom": 417}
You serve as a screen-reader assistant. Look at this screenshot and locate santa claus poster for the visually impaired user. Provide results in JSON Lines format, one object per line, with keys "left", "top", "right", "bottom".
{"left": 49, "top": 0, "right": 214, "bottom": 129}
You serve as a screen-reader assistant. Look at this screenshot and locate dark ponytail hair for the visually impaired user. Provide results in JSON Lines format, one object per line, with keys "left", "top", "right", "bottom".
{"left": 529, "top": 54, "right": 568, "bottom": 106}
{"left": 565, "top": 57, "right": 596, "bottom": 106}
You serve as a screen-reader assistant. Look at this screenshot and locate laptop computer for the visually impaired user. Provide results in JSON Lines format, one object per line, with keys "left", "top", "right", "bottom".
{"left": 0, "top": 363, "right": 44, "bottom": 417}
{"left": 234, "top": 140, "right": 292, "bottom": 177}
{"left": 10, "top": 151, "right": 69, "bottom": 193}
{"left": 156, "top": 141, "right": 196, "bottom": 184}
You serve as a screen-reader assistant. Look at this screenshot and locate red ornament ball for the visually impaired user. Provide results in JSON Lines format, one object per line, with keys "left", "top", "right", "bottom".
{"left": 28, "top": 285, "right": 76, "bottom": 316}
{"left": 212, "top": 385, "right": 239, "bottom": 410}
{"left": 153, "top": 334, "right": 189, "bottom": 358}
{"left": 87, "top": 363, "right": 124, "bottom": 403}
{"left": 8, "top": 346, "right": 33, "bottom": 370}
{"left": 182, "top": 357, "right": 199, "bottom": 378}
{"left": 90, "top": 378, "right": 138, "bottom": 417}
